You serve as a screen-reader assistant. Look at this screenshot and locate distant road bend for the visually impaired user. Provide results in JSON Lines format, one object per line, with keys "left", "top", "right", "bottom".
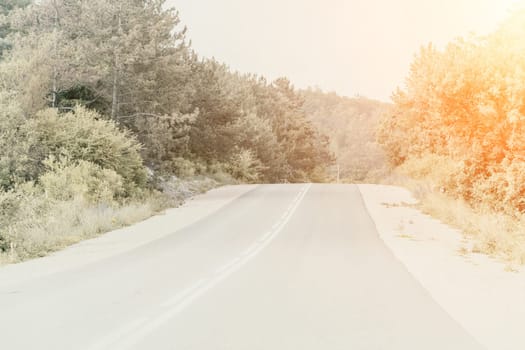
{"left": 0, "top": 184, "right": 484, "bottom": 349}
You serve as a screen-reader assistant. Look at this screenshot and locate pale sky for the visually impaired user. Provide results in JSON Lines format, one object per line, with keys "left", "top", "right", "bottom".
{"left": 168, "top": 0, "right": 521, "bottom": 102}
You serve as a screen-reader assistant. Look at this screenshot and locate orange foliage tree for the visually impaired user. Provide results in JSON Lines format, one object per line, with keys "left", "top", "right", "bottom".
{"left": 378, "top": 9, "right": 525, "bottom": 214}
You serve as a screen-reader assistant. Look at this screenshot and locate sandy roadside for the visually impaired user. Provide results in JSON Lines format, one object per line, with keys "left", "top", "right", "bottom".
{"left": 358, "top": 184, "right": 525, "bottom": 350}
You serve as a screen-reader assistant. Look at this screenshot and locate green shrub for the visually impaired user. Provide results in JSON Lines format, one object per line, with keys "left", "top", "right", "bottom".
{"left": 0, "top": 92, "right": 34, "bottom": 189}
{"left": 27, "top": 106, "right": 147, "bottom": 195}
{"left": 204, "top": 162, "right": 237, "bottom": 185}
{"left": 39, "top": 157, "right": 126, "bottom": 204}
{"left": 0, "top": 182, "right": 52, "bottom": 255}
{"left": 227, "top": 149, "right": 263, "bottom": 183}
{"left": 169, "top": 157, "right": 199, "bottom": 178}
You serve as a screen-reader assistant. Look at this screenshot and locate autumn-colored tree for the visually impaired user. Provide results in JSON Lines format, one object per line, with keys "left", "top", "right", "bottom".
{"left": 379, "top": 8, "right": 525, "bottom": 214}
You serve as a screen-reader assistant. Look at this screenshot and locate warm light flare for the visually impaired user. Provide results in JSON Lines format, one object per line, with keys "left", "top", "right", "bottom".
{"left": 170, "top": 0, "right": 525, "bottom": 101}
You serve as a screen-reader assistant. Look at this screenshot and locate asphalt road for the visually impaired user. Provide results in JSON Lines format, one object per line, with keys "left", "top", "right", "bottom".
{"left": 0, "top": 184, "right": 484, "bottom": 349}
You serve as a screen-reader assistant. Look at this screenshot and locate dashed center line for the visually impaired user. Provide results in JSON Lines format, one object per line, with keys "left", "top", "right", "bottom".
{"left": 86, "top": 183, "right": 312, "bottom": 350}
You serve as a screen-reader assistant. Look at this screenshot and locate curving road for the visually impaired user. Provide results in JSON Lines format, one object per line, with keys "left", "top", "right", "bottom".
{"left": 0, "top": 184, "right": 484, "bottom": 349}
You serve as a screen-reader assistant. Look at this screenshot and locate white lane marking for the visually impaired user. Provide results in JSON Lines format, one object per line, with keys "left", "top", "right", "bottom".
{"left": 213, "top": 257, "right": 241, "bottom": 275}
{"left": 160, "top": 278, "right": 207, "bottom": 307}
{"left": 240, "top": 242, "right": 260, "bottom": 257}
{"left": 86, "top": 317, "right": 149, "bottom": 350}
{"left": 256, "top": 236, "right": 267, "bottom": 243}
{"left": 87, "top": 184, "right": 311, "bottom": 350}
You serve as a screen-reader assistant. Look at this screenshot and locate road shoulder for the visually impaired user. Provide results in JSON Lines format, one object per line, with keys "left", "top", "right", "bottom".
{"left": 358, "top": 184, "right": 525, "bottom": 350}
{"left": 0, "top": 184, "right": 258, "bottom": 288}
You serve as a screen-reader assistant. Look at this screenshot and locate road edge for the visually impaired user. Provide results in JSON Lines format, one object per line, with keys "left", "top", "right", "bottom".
{"left": 357, "top": 184, "right": 525, "bottom": 350}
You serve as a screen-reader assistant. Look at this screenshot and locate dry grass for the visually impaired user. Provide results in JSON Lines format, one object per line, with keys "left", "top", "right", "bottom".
{"left": 408, "top": 184, "right": 525, "bottom": 266}
{"left": 0, "top": 177, "right": 221, "bottom": 265}
{"left": 425, "top": 193, "right": 525, "bottom": 262}
{"left": 0, "top": 197, "right": 161, "bottom": 264}
{"left": 382, "top": 157, "right": 525, "bottom": 266}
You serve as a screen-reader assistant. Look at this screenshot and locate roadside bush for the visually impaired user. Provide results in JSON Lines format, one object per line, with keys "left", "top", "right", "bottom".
{"left": 39, "top": 157, "right": 126, "bottom": 204}
{"left": 27, "top": 106, "right": 147, "bottom": 195}
{"left": 0, "top": 182, "right": 53, "bottom": 256}
{"left": 469, "top": 159, "right": 525, "bottom": 215}
{"left": 0, "top": 158, "right": 223, "bottom": 262}
{"left": 0, "top": 105, "right": 157, "bottom": 261}
{"left": 0, "top": 92, "right": 34, "bottom": 189}
{"left": 168, "top": 157, "right": 201, "bottom": 178}
{"left": 204, "top": 161, "right": 238, "bottom": 184}
{"left": 227, "top": 149, "right": 263, "bottom": 183}
{"left": 396, "top": 153, "right": 462, "bottom": 193}
{"left": 0, "top": 189, "right": 22, "bottom": 252}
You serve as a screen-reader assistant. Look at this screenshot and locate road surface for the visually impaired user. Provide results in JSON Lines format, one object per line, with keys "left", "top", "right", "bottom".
{"left": 0, "top": 184, "right": 484, "bottom": 349}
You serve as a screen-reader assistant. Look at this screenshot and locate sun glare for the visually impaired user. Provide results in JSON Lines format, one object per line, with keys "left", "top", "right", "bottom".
{"left": 472, "top": 0, "right": 524, "bottom": 33}
{"left": 497, "top": 0, "right": 525, "bottom": 17}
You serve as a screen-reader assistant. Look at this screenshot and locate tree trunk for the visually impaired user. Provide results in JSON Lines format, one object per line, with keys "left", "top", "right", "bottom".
{"left": 111, "top": 4, "right": 123, "bottom": 120}
{"left": 111, "top": 55, "right": 119, "bottom": 119}
{"left": 51, "top": 0, "right": 59, "bottom": 108}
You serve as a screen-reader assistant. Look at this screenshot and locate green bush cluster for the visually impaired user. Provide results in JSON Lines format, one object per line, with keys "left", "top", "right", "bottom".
{"left": 0, "top": 105, "right": 152, "bottom": 260}
{"left": 0, "top": 104, "right": 147, "bottom": 192}
{"left": 227, "top": 149, "right": 264, "bottom": 183}
{"left": 28, "top": 107, "right": 147, "bottom": 195}
{"left": 39, "top": 158, "right": 126, "bottom": 204}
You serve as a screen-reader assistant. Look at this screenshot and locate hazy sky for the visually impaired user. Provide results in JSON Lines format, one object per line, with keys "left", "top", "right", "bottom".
{"left": 168, "top": 0, "right": 520, "bottom": 102}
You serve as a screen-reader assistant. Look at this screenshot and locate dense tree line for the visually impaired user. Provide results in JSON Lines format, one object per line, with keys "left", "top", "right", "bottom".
{"left": 0, "top": 0, "right": 335, "bottom": 258}
{"left": 0, "top": 0, "right": 333, "bottom": 189}
{"left": 378, "top": 8, "right": 525, "bottom": 216}
{"left": 302, "top": 89, "right": 390, "bottom": 182}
